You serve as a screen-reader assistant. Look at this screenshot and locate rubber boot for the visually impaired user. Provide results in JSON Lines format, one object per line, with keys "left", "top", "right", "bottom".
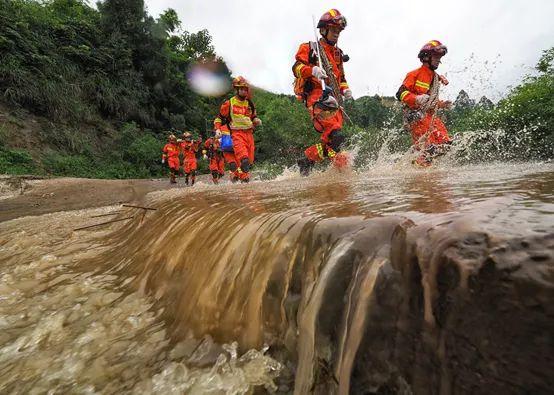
{"left": 412, "top": 154, "right": 432, "bottom": 168}
{"left": 297, "top": 157, "right": 315, "bottom": 177}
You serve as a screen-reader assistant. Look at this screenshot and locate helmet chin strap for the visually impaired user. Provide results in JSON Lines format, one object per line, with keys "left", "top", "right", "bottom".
{"left": 423, "top": 57, "right": 438, "bottom": 70}
{"left": 320, "top": 29, "right": 336, "bottom": 45}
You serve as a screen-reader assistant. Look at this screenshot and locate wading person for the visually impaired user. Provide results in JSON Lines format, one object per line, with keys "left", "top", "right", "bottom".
{"left": 293, "top": 8, "right": 352, "bottom": 176}
{"left": 396, "top": 40, "right": 452, "bottom": 167}
{"left": 203, "top": 133, "right": 225, "bottom": 184}
{"left": 180, "top": 131, "right": 202, "bottom": 186}
{"left": 214, "top": 76, "right": 262, "bottom": 183}
{"left": 162, "top": 134, "right": 180, "bottom": 184}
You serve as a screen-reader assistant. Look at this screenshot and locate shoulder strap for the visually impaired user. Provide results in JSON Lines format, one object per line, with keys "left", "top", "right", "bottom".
{"left": 308, "top": 41, "right": 318, "bottom": 65}
{"left": 219, "top": 98, "right": 232, "bottom": 126}
{"left": 247, "top": 98, "right": 255, "bottom": 114}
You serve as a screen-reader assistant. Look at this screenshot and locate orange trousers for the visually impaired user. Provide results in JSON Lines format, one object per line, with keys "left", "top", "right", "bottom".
{"left": 167, "top": 157, "right": 180, "bottom": 171}
{"left": 232, "top": 130, "right": 254, "bottom": 181}
{"left": 209, "top": 155, "right": 225, "bottom": 174}
{"left": 183, "top": 157, "right": 197, "bottom": 174}
{"left": 410, "top": 113, "right": 451, "bottom": 147}
{"left": 305, "top": 106, "right": 344, "bottom": 162}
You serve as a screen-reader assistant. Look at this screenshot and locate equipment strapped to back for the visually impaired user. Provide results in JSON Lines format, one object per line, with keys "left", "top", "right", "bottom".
{"left": 292, "top": 42, "right": 319, "bottom": 103}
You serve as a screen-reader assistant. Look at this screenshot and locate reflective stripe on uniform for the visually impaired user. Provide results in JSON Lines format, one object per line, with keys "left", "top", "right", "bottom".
{"left": 400, "top": 90, "right": 410, "bottom": 101}
{"left": 415, "top": 80, "right": 430, "bottom": 89}
{"left": 316, "top": 143, "right": 325, "bottom": 159}
{"left": 294, "top": 63, "right": 305, "bottom": 77}
{"left": 327, "top": 147, "right": 336, "bottom": 158}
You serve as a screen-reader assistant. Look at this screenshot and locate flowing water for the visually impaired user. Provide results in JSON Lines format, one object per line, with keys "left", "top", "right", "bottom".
{"left": 0, "top": 161, "right": 553, "bottom": 394}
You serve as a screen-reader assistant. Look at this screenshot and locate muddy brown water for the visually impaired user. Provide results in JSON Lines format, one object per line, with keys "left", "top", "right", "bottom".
{"left": 0, "top": 162, "right": 552, "bottom": 394}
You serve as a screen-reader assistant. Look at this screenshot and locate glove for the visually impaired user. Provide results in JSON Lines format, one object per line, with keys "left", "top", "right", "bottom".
{"left": 311, "top": 66, "right": 328, "bottom": 80}
{"left": 438, "top": 75, "right": 449, "bottom": 85}
{"left": 253, "top": 117, "right": 262, "bottom": 127}
{"left": 415, "top": 94, "right": 430, "bottom": 107}
{"left": 203, "top": 154, "right": 208, "bottom": 160}
{"left": 161, "top": 158, "right": 165, "bottom": 164}
{"left": 343, "top": 89, "right": 353, "bottom": 101}
{"left": 214, "top": 129, "right": 222, "bottom": 138}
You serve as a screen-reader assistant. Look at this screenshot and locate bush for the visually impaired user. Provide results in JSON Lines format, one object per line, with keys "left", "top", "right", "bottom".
{"left": 42, "top": 152, "right": 93, "bottom": 177}
{"left": 0, "top": 147, "right": 38, "bottom": 174}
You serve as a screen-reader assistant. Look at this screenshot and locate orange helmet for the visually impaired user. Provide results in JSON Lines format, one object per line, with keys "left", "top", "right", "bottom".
{"left": 232, "top": 76, "right": 249, "bottom": 89}
{"left": 418, "top": 40, "right": 448, "bottom": 60}
{"left": 317, "top": 9, "right": 347, "bottom": 30}
{"left": 182, "top": 131, "right": 192, "bottom": 140}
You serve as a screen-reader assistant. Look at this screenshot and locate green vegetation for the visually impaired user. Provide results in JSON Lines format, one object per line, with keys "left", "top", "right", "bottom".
{"left": 447, "top": 47, "right": 554, "bottom": 161}
{"left": 0, "top": 0, "right": 551, "bottom": 178}
{"left": 0, "top": 147, "right": 37, "bottom": 174}
{"left": 0, "top": 0, "right": 223, "bottom": 177}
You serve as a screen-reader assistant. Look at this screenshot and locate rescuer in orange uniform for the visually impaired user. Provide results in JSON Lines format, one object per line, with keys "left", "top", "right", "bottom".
{"left": 214, "top": 76, "right": 262, "bottom": 183}
{"left": 396, "top": 40, "right": 453, "bottom": 167}
{"left": 180, "top": 131, "right": 202, "bottom": 186}
{"left": 161, "top": 134, "right": 180, "bottom": 184}
{"left": 293, "top": 9, "right": 352, "bottom": 176}
{"left": 203, "top": 133, "right": 225, "bottom": 184}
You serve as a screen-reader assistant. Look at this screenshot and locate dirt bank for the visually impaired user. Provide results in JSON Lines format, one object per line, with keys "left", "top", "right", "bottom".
{"left": 0, "top": 176, "right": 198, "bottom": 223}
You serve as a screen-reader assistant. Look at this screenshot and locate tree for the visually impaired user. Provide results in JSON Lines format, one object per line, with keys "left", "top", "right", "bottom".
{"left": 454, "top": 90, "right": 475, "bottom": 109}
{"left": 477, "top": 96, "right": 494, "bottom": 109}
{"left": 159, "top": 8, "right": 180, "bottom": 33}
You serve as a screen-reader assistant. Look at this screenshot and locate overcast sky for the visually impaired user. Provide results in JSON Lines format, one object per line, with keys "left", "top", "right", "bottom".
{"left": 145, "top": 0, "right": 553, "bottom": 102}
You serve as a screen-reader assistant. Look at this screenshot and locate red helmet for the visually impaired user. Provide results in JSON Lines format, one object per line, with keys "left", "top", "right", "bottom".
{"left": 317, "top": 9, "right": 347, "bottom": 30}
{"left": 418, "top": 40, "right": 448, "bottom": 60}
{"left": 232, "top": 76, "right": 250, "bottom": 89}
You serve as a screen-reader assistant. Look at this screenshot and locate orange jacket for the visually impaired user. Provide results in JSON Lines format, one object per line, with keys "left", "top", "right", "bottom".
{"left": 213, "top": 95, "right": 257, "bottom": 131}
{"left": 180, "top": 140, "right": 201, "bottom": 160}
{"left": 293, "top": 39, "right": 349, "bottom": 106}
{"left": 162, "top": 142, "right": 180, "bottom": 160}
{"left": 396, "top": 65, "right": 436, "bottom": 110}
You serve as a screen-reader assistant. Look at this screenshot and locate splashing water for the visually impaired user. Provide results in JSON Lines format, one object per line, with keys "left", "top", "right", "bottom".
{"left": 0, "top": 209, "right": 281, "bottom": 394}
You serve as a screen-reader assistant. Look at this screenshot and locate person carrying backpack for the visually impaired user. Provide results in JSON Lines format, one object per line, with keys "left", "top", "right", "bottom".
{"left": 213, "top": 76, "right": 262, "bottom": 183}
{"left": 292, "top": 9, "right": 352, "bottom": 176}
